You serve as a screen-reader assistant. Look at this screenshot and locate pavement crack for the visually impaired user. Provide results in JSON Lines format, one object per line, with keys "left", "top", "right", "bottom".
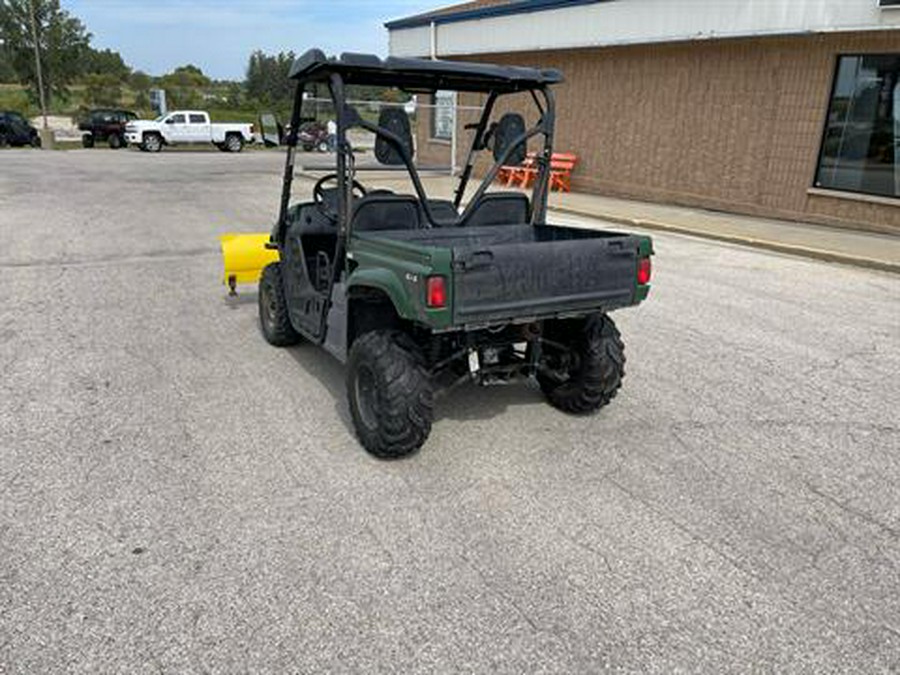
{"left": 458, "top": 549, "right": 541, "bottom": 634}
{"left": 605, "top": 475, "right": 763, "bottom": 582}
{"left": 557, "top": 527, "right": 614, "bottom": 574}
{"left": 805, "top": 482, "right": 899, "bottom": 540}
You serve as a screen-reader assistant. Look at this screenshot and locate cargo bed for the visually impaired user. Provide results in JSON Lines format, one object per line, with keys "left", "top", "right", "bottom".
{"left": 363, "top": 224, "right": 644, "bottom": 325}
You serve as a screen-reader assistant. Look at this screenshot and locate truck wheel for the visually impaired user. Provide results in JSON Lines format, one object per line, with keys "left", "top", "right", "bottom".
{"left": 108, "top": 134, "right": 122, "bottom": 149}
{"left": 258, "top": 263, "right": 301, "bottom": 347}
{"left": 142, "top": 133, "right": 162, "bottom": 153}
{"left": 225, "top": 134, "right": 243, "bottom": 153}
{"left": 347, "top": 330, "right": 433, "bottom": 459}
{"left": 317, "top": 140, "right": 329, "bottom": 153}
{"left": 82, "top": 134, "right": 94, "bottom": 148}
{"left": 538, "top": 314, "right": 625, "bottom": 415}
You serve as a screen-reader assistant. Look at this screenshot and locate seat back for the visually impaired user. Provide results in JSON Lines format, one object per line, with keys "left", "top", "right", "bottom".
{"left": 422, "top": 199, "right": 458, "bottom": 227}
{"left": 352, "top": 194, "right": 420, "bottom": 232}
{"left": 465, "top": 193, "right": 530, "bottom": 227}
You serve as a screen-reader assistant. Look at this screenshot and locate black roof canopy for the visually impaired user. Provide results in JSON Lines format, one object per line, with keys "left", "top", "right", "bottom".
{"left": 289, "top": 49, "right": 562, "bottom": 92}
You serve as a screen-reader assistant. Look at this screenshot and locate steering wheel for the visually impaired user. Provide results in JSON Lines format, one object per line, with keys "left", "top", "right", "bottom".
{"left": 313, "top": 173, "right": 367, "bottom": 220}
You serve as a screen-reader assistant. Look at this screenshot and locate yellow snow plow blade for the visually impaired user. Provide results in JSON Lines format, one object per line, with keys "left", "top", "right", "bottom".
{"left": 219, "top": 233, "right": 279, "bottom": 294}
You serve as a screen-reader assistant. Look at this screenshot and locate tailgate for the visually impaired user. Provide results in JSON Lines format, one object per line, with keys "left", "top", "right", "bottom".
{"left": 452, "top": 234, "right": 639, "bottom": 324}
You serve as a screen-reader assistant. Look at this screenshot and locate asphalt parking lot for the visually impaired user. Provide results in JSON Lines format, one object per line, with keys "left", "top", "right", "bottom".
{"left": 1, "top": 148, "right": 899, "bottom": 673}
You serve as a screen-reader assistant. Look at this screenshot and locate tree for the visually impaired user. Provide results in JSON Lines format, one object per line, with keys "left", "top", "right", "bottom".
{"left": 83, "top": 46, "right": 129, "bottom": 80}
{"left": 83, "top": 72, "right": 121, "bottom": 107}
{"left": 245, "top": 50, "right": 295, "bottom": 112}
{"left": 157, "top": 64, "right": 210, "bottom": 108}
{"left": 128, "top": 69, "right": 152, "bottom": 92}
{"left": 0, "top": 47, "right": 16, "bottom": 82}
{"left": 0, "top": 0, "right": 92, "bottom": 106}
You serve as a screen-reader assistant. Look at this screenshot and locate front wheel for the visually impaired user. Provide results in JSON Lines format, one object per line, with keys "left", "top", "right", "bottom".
{"left": 142, "top": 133, "right": 162, "bottom": 152}
{"left": 108, "top": 134, "right": 122, "bottom": 149}
{"left": 538, "top": 314, "right": 625, "bottom": 414}
{"left": 30, "top": 134, "right": 41, "bottom": 148}
{"left": 258, "top": 263, "right": 301, "bottom": 347}
{"left": 347, "top": 331, "right": 433, "bottom": 459}
{"left": 82, "top": 134, "right": 94, "bottom": 148}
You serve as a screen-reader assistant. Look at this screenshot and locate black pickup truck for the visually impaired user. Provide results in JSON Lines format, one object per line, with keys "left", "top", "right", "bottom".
{"left": 223, "top": 50, "right": 654, "bottom": 458}
{"left": 78, "top": 108, "right": 137, "bottom": 149}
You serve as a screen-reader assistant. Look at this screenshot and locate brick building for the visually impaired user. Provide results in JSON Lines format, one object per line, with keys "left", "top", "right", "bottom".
{"left": 386, "top": 0, "right": 900, "bottom": 234}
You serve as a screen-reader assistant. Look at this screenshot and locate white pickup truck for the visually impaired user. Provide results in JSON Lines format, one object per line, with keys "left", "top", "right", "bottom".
{"left": 125, "top": 110, "right": 254, "bottom": 153}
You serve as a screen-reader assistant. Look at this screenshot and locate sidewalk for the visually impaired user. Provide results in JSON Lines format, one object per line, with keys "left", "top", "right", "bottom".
{"left": 295, "top": 164, "right": 900, "bottom": 273}
{"left": 548, "top": 191, "right": 900, "bottom": 274}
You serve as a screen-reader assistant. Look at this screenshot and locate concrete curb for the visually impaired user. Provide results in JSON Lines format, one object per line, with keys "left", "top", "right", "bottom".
{"left": 548, "top": 205, "right": 900, "bottom": 275}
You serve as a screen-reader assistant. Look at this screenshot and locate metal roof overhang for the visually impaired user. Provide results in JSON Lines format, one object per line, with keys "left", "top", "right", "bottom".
{"left": 288, "top": 49, "right": 562, "bottom": 92}
{"left": 384, "top": 0, "right": 607, "bottom": 30}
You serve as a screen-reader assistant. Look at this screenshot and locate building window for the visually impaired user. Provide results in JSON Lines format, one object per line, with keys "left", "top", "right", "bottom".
{"left": 815, "top": 54, "right": 900, "bottom": 200}
{"left": 431, "top": 90, "right": 454, "bottom": 141}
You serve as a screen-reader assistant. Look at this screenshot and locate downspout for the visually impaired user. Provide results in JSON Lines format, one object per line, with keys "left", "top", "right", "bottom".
{"left": 430, "top": 21, "right": 437, "bottom": 60}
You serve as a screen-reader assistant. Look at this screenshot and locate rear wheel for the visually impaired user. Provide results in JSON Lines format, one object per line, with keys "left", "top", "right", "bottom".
{"left": 82, "top": 134, "right": 94, "bottom": 148}
{"left": 347, "top": 330, "right": 433, "bottom": 459}
{"left": 225, "top": 134, "right": 243, "bottom": 153}
{"left": 108, "top": 134, "right": 122, "bottom": 149}
{"left": 30, "top": 134, "right": 41, "bottom": 148}
{"left": 317, "top": 140, "right": 329, "bottom": 153}
{"left": 258, "top": 263, "right": 301, "bottom": 347}
{"left": 538, "top": 314, "right": 625, "bottom": 414}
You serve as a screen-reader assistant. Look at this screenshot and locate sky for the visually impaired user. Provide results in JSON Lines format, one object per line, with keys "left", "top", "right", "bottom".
{"left": 63, "top": 0, "right": 441, "bottom": 80}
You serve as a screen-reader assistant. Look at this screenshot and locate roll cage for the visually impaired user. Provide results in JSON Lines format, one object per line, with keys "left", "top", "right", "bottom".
{"left": 273, "top": 49, "right": 562, "bottom": 245}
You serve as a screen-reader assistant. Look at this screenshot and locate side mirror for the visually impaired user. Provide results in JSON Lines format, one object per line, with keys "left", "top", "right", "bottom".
{"left": 492, "top": 113, "right": 527, "bottom": 165}
{"left": 374, "top": 107, "right": 414, "bottom": 166}
{"left": 165, "top": 118, "right": 175, "bottom": 124}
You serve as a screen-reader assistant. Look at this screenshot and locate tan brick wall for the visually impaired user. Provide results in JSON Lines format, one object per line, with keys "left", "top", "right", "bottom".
{"left": 443, "top": 32, "right": 900, "bottom": 234}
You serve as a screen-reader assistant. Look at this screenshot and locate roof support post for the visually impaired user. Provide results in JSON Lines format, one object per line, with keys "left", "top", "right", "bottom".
{"left": 274, "top": 82, "right": 306, "bottom": 243}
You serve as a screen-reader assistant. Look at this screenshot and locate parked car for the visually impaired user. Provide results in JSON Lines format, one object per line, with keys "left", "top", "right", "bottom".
{"left": 124, "top": 110, "right": 255, "bottom": 153}
{"left": 0, "top": 111, "right": 41, "bottom": 148}
{"left": 78, "top": 109, "right": 137, "bottom": 149}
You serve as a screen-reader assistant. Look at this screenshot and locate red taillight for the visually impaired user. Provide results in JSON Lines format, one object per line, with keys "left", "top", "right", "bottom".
{"left": 637, "top": 257, "right": 652, "bottom": 285}
{"left": 426, "top": 276, "right": 447, "bottom": 308}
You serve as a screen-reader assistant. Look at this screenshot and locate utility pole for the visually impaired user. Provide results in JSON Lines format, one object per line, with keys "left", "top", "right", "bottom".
{"left": 28, "top": 0, "right": 49, "bottom": 132}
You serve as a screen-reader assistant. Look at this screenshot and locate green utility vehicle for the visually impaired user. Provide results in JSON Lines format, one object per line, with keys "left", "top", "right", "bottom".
{"left": 252, "top": 49, "right": 653, "bottom": 458}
